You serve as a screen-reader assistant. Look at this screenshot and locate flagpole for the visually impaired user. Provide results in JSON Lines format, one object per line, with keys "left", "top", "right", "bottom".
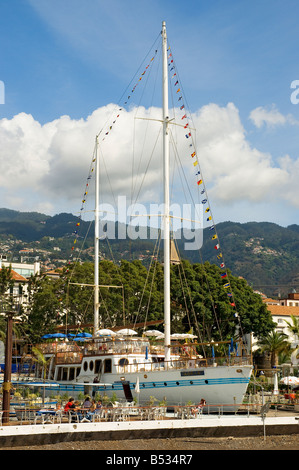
{"left": 162, "top": 21, "right": 171, "bottom": 363}
{"left": 94, "top": 135, "right": 100, "bottom": 333}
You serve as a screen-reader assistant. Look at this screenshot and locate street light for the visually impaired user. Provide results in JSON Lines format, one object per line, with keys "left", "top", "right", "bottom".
{"left": 1, "top": 297, "right": 21, "bottom": 425}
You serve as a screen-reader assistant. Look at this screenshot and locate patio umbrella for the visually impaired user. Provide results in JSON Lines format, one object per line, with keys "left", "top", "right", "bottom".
{"left": 116, "top": 328, "right": 137, "bottom": 336}
{"left": 76, "top": 332, "right": 92, "bottom": 338}
{"left": 95, "top": 329, "right": 116, "bottom": 336}
{"left": 170, "top": 333, "right": 183, "bottom": 339}
{"left": 280, "top": 376, "right": 299, "bottom": 386}
{"left": 144, "top": 330, "right": 163, "bottom": 337}
{"left": 42, "top": 333, "right": 66, "bottom": 339}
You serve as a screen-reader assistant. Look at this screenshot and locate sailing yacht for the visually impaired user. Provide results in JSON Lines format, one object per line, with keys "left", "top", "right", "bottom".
{"left": 34, "top": 22, "right": 252, "bottom": 410}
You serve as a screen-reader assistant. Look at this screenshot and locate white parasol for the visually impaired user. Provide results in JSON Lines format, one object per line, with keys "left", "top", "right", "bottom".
{"left": 280, "top": 376, "right": 299, "bottom": 386}
{"left": 116, "top": 328, "right": 138, "bottom": 336}
{"left": 144, "top": 330, "right": 164, "bottom": 337}
{"left": 95, "top": 329, "right": 116, "bottom": 336}
{"left": 170, "top": 333, "right": 197, "bottom": 340}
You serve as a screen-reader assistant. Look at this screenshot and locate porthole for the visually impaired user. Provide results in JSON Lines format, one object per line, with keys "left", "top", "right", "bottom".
{"left": 164, "top": 382, "right": 167, "bottom": 386}
{"left": 205, "top": 380, "right": 209, "bottom": 384}
{"left": 83, "top": 361, "right": 88, "bottom": 372}
{"left": 190, "top": 381, "right": 193, "bottom": 385}
{"left": 176, "top": 381, "right": 180, "bottom": 385}
{"left": 89, "top": 361, "right": 94, "bottom": 371}
{"left": 153, "top": 383, "right": 156, "bottom": 387}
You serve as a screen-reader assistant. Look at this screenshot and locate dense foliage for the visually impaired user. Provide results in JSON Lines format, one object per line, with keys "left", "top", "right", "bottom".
{"left": 18, "top": 259, "right": 275, "bottom": 345}
{"left": 1, "top": 209, "right": 299, "bottom": 296}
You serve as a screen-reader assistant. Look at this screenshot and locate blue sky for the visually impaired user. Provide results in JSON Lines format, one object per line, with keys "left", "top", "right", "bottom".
{"left": 1, "top": 0, "right": 299, "bottom": 227}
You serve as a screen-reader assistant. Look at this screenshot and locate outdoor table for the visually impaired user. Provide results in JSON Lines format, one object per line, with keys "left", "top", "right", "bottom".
{"left": 36, "top": 409, "right": 58, "bottom": 424}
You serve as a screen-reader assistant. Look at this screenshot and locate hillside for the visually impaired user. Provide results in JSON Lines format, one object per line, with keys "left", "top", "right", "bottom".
{"left": 0, "top": 208, "right": 299, "bottom": 297}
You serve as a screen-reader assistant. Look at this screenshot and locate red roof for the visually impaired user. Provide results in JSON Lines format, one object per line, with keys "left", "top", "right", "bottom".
{"left": 266, "top": 304, "right": 299, "bottom": 317}
{"left": 0, "top": 269, "right": 27, "bottom": 282}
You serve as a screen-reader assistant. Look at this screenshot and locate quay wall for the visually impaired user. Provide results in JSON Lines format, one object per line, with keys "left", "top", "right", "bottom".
{"left": 0, "top": 416, "right": 298, "bottom": 448}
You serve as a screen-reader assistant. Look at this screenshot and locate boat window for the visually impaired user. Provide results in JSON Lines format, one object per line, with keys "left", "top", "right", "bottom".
{"left": 69, "top": 367, "right": 75, "bottom": 381}
{"left": 62, "top": 367, "right": 68, "bottom": 381}
{"left": 104, "top": 359, "right": 112, "bottom": 373}
{"left": 76, "top": 367, "right": 81, "bottom": 377}
{"left": 118, "top": 358, "right": 129, "bottom": 367}
{"left": 89, "top": 361, "right": 94, "bottom": 371}
{"left": 95, "top": 360, "right": 102, "bottom": 373}
{"left": 83, "top": 361, "right": 88, "bottom": 372}
{"left": 56, "top": 367, "right": 62, "bottom": 381}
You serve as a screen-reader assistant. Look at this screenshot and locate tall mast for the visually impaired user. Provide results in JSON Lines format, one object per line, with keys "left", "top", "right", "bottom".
{"left": 94, "top": 135, "right": 100, "bottom": 333}
{"left": 162, "top": 21, "right": 171, "bottom": 362}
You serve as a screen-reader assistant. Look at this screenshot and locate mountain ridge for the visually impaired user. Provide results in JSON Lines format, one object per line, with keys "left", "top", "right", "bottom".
{"left": 0, "top": 208, "right": 298, "bottom": 297}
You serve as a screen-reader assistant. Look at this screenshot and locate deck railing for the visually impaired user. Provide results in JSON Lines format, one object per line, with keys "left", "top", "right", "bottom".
{"left": 116, "top": 355, "right": 252, "bottom": 374}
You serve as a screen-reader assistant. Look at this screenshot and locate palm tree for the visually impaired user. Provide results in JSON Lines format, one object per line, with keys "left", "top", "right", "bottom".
{"left": 284, "top": 314, "right": 299, "bottom": 341}
{"left": 32, "top": 346, "right": 52, "bottom": 380}
{"left": 257, "top": 330, "right": 290, "bottom": 368}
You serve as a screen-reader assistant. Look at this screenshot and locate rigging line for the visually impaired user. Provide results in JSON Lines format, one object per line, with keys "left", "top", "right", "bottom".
{"left": 98, "top": 285, "right": 115, "bottom": 328}
{"left": 170, "top": 228, "right": 207, "bottom": 354}
{"left": 134, "top": 229, "right": 162, "bottom": 330}
{"left": 131, "top": 49, "right": 162, "bottom": 206}
{"left": 167, "top": 52, "right": 242, "bottom": 332}
{"left": 67, "top": 218, "right": 93, "bottom": 281}
{"left": 130, "top": 126, "right": 163, "bottom": 212}
{"left": 166, "top": 142, "right": 226, "bottom": 344}
{"left": 196, "top": 247, "right": 225, "bottom": 344}
{"left": 96, "top": 32, "right": 161, "bottom": 139}
{"left": 97, "top": 144, "right": 118, "bottom": 210}
{"left": 169, "top": 130, "right": 202, "bottom": 225}
{"left": 167, "top": 42, "right": 196, "bottom": 132}
{"left": 167, "top": 45, "right": 204, "bottom": 211}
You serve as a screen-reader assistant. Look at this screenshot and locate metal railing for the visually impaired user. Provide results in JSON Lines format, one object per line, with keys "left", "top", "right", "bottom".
{"left": 2, "top": 398, "right": 290, "bottom": 427}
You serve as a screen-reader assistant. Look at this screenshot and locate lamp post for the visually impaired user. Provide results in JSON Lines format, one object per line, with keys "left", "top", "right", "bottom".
{"left": 1, "top": 298, "right": 20, "bottom": 425}
{"left": 2, "top": 311, "right": 13, "bottom": 425}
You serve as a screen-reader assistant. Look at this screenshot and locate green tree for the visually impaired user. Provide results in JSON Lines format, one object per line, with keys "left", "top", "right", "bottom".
{"left": 284, "top": 314, "right": 299, "bottom": 341}
{"left": 256, "top": 331, "right": 290, "bottom": 368}
{"left": 171, "top": 260, "right": 275, "bottom": 343}
{"left": 21, "top": 259, "right": 277, "bottom": 345}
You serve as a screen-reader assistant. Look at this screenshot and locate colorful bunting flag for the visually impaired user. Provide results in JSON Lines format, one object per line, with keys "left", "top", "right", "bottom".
{"left": 167, "top": 47, "right": 238, "bottom": 314}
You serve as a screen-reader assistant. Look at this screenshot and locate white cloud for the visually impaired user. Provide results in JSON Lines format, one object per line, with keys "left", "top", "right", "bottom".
{"left": 249, "top": 105, "right": 299, "bottom": 128}
{"left": 191, "top": 103, "right": 289, "bottom": 204}
{"left": 1, "top": 102, "right": 299, "bottom": 221}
